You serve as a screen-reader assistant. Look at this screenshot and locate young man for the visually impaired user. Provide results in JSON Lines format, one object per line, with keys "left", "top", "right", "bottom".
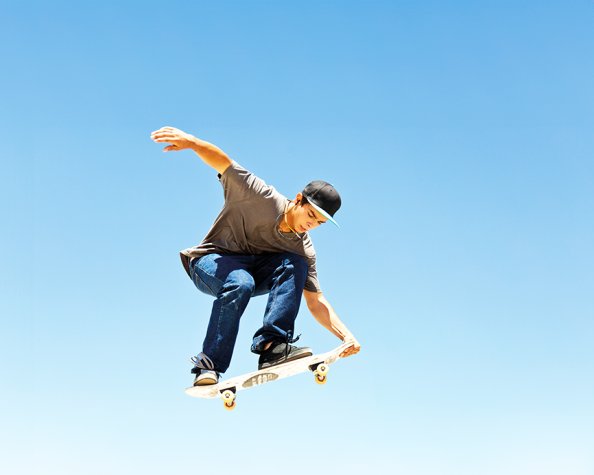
{"left": 151, "top": 126, "right": 360, "bottom": 386}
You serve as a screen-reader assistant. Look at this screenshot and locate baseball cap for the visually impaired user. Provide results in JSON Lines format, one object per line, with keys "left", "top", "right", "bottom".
{"left": 302, "top": 180, "right": 342, "bottom": 227}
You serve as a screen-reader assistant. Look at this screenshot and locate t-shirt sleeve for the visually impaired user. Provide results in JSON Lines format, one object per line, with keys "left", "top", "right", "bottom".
{"left": 219, "top": 161, "right": 274, "bottom": 202}
{"left": 304, "top": 255, "right": 322, "bottom": 292}
{"left": 303, "top": 238, "right": 322, "bottom": 293}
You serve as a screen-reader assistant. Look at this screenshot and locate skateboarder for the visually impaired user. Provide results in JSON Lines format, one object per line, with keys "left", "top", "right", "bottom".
{"left": 151, "top": 126, "right": 361, "bottom": 386}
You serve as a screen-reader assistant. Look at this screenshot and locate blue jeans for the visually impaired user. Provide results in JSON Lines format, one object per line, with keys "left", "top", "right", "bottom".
{"left": 189, "top": 252, "right": 308, "bottom": 373}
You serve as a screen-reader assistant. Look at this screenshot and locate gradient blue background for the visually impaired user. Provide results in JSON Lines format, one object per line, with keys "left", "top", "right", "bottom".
{"left": 2, "top": 1, "right": 593, "bottom": 474}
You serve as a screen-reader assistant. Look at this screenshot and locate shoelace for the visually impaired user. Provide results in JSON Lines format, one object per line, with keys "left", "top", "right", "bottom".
{"left": 190, "top": 352, "right": 216, "bottom": 371}
{"left": 284, "top": 331, "right": 301, "bottom": 359}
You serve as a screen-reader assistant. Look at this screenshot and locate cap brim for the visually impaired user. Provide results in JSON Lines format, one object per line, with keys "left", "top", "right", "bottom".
{"left": 309, "top": 200, "right": 340, "bottom": 227}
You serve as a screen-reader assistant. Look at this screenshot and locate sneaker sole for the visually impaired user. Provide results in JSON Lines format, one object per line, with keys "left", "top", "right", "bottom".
{"left": 258, "top": 349, "right": 313, "bottom": 370}
{"left": 193, "top": 376, "right": 218, "bottom": 386}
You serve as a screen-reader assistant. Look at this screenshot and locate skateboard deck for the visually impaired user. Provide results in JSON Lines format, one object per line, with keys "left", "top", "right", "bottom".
{"left": 185, "top": 342, "right": 352, "bottom": 410}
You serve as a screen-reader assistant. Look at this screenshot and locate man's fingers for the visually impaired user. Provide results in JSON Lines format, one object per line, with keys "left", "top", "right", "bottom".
{"left": 151, "top": 126, "right": 176, "bottom": 135}
{"left": 163, "top": 145, "right": 180, "bottom": 152}
{"left": 152, "top": 133, "right": 177, "bottom": 142}
{"left": 340, "top": 343, "right": 361, "bottom": 357}
{"left": 151, "top": 127, "right": 181, "bottom": 141}
{"left": 340, "top": 346, "right": 359, "bottom": 357}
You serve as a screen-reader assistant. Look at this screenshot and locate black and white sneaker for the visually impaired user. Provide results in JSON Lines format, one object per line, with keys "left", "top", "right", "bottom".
{"left": 258, "top": 342, "right": 313, "bottom": 370}
{"left": 190, "top": 352, "right": 219, "bottom": 386}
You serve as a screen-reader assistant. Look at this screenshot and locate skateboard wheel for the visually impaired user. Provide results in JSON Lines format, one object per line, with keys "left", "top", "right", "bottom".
{"left": 221, "top": 390, "right": 236, "bottom": 410}
{"left": 314, "top": 371, "right": 327, "bottom": 385}
{"left": 316, "top": 364, "right": 329, "bottom": 376}
{"left": 222, "top": 390, "right": 235, "bottom": 403}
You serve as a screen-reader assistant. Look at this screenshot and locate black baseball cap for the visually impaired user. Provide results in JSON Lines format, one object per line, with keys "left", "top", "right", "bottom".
{"left": 302, "top": 180, "right": 342, "bottom": 227}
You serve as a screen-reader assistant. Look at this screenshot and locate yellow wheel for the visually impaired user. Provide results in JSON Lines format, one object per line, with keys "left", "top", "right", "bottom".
{"left": 222, "top": 390, "right": 235, "bottom": 402}
{"left": 314, "top": 372, "right": 327, "bottom": 385}
{"left": 316, "top": 364, "right": 329, "bottom": 376}
{"left": 221, "top": 389, "right": 236, "bottom": 410}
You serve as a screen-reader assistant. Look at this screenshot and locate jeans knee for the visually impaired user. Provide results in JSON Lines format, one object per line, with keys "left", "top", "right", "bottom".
{"left": 222, "top": 272, "right": 255, "bottom": 300}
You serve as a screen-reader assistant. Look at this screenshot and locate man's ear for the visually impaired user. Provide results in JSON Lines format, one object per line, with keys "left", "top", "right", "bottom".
{"left": 295, "top": 192, "right": 304, "bottom": 205}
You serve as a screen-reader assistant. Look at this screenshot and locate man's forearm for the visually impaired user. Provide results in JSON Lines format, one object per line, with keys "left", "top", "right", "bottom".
{"left": 189, "top": 136, "right": 232, "bottom": 175}
{"left": 308, "top": 295, "right": 355, "bottom": 341}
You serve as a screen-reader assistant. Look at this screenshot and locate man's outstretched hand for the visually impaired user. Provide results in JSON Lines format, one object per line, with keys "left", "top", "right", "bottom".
{"left": 151, "top": 126, "right": 195, "bottom": 152}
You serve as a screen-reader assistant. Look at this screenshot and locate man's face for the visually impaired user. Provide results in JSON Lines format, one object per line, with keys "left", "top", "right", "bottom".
{"left": 289, "top": 194, "right": 328, "bottom": 233}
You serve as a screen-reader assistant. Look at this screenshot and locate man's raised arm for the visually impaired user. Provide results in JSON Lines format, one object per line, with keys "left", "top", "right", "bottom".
{"left": 151, "top": 126, "right": 232, "bottom": 175}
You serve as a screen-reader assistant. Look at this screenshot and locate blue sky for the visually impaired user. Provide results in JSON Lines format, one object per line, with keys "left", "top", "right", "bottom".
{"left": 1, "top": 1, "right": 593, "bottom": 474}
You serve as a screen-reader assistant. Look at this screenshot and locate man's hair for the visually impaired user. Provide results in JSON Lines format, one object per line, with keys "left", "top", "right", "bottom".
{"left": 299, "top": 196, "right": 310, "bottom": 206}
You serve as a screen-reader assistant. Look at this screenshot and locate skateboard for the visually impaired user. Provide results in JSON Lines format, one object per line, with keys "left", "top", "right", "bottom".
{"left": 185, "top": 342, "right": 352, "bottom": 410}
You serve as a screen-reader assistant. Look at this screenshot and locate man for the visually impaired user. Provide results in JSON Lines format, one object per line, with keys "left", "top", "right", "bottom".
{"left": 151, "top": 126, "right": 360, "bottom": 386}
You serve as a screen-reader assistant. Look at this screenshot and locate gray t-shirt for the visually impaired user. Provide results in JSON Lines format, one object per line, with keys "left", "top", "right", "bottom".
{"left": 180, "top": 161, "right": 321, "bottom": 292}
